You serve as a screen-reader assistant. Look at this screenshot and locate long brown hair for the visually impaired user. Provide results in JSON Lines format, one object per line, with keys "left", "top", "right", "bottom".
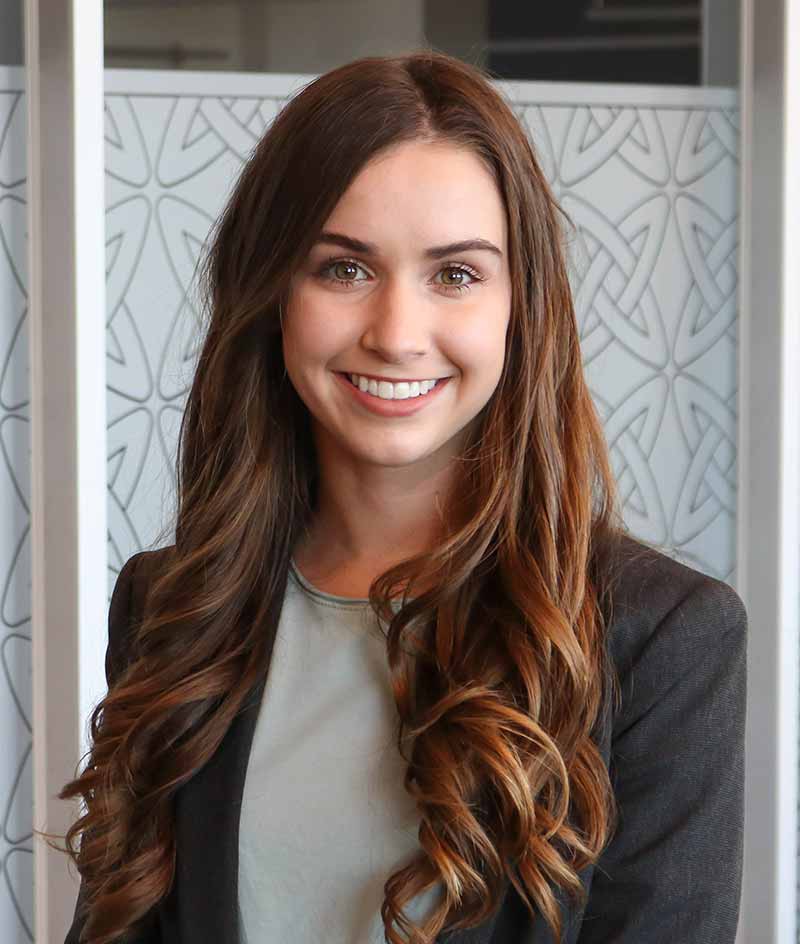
{"left": 54, "top": 48, "right": 630, "bottom": 943}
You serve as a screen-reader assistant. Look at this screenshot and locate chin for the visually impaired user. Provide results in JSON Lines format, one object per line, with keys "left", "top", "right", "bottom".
{"left": 347, "top": 440, "right": 439, "bottom": 468}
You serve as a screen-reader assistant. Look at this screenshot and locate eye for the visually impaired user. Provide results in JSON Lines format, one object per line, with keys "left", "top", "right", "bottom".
{"left": 316, "top": 258, "right": 370, "bottom": 287}
{"left": 433, "top": 263, "right": 484, "bottom": 295}
{"left": 315, "top": 257, "right": 485, "bottom": 296}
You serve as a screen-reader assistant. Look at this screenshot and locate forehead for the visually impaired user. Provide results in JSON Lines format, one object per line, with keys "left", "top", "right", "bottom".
{"left": 319, "top": 140, "right": 507, "bottom": 253}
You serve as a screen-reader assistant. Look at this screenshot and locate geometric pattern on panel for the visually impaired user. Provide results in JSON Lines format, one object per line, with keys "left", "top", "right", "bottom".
{"left": 105, "top": 74, "right": 739, "bottom": 588}
{"left": 0, "top": 67, "right": 33, "bottom": 944}
{"left": 515, "top": 99, "right": 739, "bottom": 583}
{"left": 105, "top": 84, "right": 287, "bottom": 594}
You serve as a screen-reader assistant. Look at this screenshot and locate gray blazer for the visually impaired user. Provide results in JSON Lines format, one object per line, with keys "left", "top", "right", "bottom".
{"left": 65, "top": 533, "right": 747, "bottom": 943}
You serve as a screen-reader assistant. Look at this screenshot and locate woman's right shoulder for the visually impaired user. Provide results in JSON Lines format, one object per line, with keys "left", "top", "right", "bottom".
{"left": 106, "top": 544, "right": 176, "bottom": 685}
{"left": 124, "top": 544, "right": 175, "bottom": 584}
{"left": 112, "top": 543, "right": 175, "bottom": 614}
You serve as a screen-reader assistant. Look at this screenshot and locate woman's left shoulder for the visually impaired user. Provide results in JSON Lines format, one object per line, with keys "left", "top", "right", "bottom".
{"left": 604, "top": 532, "right": 748, "bottom": 669}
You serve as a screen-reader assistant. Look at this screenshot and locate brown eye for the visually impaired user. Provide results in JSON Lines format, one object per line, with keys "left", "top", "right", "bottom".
{"left": 332, "top": 261, "right": 359, "bottom": 281}
{"left": 317, "top": 258, "right": 368, "bottom": 288}
{"left": 442, "top": 268, "right": 466, "bottom": 286}
{"left": 435, "top": 264, "right": 483, "bottom": 295}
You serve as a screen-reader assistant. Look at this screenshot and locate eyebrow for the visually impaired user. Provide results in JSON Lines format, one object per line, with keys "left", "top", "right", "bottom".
{"left": 313, "top": 231, "right": 503, "bottom": 260}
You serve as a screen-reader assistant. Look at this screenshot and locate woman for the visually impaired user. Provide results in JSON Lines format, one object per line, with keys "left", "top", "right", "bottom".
{"left": 56, "top": 49, "right": 747, "bottom": 944}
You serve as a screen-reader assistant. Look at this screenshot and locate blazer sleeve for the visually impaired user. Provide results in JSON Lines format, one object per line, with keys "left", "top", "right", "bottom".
{"left": 575, "top": 576, "right": 748, "bottom": 943}
{"left": 64, "top": 551, "right": 154, "bottom": 944}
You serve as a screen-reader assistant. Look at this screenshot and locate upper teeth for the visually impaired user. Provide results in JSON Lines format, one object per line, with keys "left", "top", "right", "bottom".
{"left": 349, "top": 374, "right": 440, "bottom": 400}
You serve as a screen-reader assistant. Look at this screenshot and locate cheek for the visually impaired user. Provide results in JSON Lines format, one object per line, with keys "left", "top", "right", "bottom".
{"left": 450, "top": 319, "right": 508, "bottom": 377}
{"left": 282, "top": 304, "right": 347, "bottom": 366}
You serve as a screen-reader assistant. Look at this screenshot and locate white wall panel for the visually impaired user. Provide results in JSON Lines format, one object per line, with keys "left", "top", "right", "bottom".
{"left": 503, "top": 82, "right": 739, "bottom": 581}
{"left": 0, "top": 60, "right": 33, "bottom": 944}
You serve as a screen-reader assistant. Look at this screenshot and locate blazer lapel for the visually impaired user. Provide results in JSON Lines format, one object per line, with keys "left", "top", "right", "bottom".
{"left": 158, "top": 563, "right": 289, "bottom": 944}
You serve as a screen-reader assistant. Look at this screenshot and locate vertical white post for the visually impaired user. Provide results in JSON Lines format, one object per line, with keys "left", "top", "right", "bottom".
{"left": 739, "top": 0, "right": 800, "bottom": 940}
{"left": 24, "top": 0, "right": 107, "bottom": 940}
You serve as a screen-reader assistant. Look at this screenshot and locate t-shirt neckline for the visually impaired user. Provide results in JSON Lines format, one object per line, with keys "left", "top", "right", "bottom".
{"left": 289, "top": 556, "right": 372, "bottom": 607}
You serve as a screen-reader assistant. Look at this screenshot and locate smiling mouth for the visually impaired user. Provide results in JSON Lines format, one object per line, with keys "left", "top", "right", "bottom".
{"left": 338, "top": 371, "right": 447, "bottom": 384}
{"left": 335, "top": 370, "right": 451, "bottom": 406}
{"left": 338, "top": 372, "right": 444, "bottom": 393}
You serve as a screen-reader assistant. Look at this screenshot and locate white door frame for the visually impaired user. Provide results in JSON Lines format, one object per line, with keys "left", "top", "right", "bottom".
{"left": 738, "top": 0, "right": 800, "bottom": 941}
{"left": 24, "top": 1, "right": 107, "bottom": 941}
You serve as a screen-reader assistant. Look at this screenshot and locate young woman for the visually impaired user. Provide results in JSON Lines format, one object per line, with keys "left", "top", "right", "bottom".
{"left": 56, "top": 49, "right": 747, "bottom": 944}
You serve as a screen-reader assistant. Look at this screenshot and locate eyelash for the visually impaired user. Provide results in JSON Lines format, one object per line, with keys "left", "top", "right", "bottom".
{"left": 315, "top": 256, "right": 485, "bottom": 295}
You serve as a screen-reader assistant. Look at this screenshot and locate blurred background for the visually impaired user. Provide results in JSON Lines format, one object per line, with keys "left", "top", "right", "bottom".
{"left": 96, "top": 0, "right": 737, "bottom": 84}
{"left": 1, "top": 0, "right": 738, "bottom": 82}
{"left": 0, "top": 1, "right": 794, "bottom": 942}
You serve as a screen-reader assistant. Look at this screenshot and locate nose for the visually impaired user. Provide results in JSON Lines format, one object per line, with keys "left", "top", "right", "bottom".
{"left": 359, "top": 276, "right": 429, "bottom": 364}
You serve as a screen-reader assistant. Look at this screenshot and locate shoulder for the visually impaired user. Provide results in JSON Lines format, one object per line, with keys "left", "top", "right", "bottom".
{"left": 605, "top": 531, "right": 747, "bottom": 667}
{"left": 127, "top": 543, "right": 174, "bottom": 583}
{"left": 112, "top": 544, "right": 174, "bottom": 622}
{"left": 106, "top": 545, "right": 175, "bottom": 684}
{"left": 603, "top": 531, "right": 748, "bottom": 728}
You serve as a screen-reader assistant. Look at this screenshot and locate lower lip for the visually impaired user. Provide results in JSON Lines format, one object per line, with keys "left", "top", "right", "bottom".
{"left": 334, "top": 372, "right": 451, "bottom": 417}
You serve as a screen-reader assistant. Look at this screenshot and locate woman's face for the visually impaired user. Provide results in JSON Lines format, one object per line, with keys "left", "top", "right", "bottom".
{"left": 282, "top": 139, "right": 512, "bottom": 474}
